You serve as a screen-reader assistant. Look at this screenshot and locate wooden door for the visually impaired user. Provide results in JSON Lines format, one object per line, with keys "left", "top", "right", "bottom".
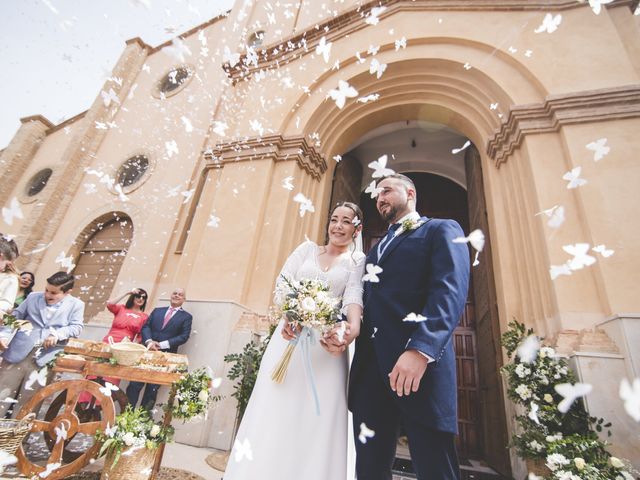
{"left": 73, "top": 218, "right": 133, "bottom": 321}
{"left": 465, "top": 146, "right": 511, "bottom": 476}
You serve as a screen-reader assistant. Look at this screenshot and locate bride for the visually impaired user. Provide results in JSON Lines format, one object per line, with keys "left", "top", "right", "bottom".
{"left": 224, "top": 201, "right": 365, "bottom": 480}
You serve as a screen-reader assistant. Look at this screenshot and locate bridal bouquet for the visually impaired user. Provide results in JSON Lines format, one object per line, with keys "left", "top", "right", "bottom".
{"left": 271, "top": 275, "right": 340, "bottom": 384}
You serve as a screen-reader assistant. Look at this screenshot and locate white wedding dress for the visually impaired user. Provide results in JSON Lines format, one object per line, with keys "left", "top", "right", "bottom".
{"left": 224, "top": 241, "right": 365, "bottom": 480}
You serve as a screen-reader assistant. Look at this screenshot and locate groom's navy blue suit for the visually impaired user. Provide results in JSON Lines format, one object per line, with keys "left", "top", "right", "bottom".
{"left": 349, "top": 216, "right": 470, "bottom": 479}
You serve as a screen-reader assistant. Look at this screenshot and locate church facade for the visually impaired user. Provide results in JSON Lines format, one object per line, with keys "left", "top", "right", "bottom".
{"left": 2, "top": 1, "right": 639, "bottom": 477}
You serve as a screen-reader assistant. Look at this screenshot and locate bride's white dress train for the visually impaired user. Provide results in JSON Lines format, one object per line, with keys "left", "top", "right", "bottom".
{"left": 224, "top": 241, "right": 364, "bottom": 480}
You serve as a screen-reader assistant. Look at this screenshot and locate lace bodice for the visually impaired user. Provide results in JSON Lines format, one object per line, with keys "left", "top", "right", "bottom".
{"left": 276, "top": 241, "right": 365, "bottom": 309}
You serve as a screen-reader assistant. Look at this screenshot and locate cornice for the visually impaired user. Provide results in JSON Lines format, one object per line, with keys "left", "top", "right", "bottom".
{"left": 487, "top": 84, "right": 640, "bottom": 167}
{"left": 222, "top": 0, "right": 635, "bottom": 83}
{"left": 175, "top": 134, "right": 327, "bottom": 253}
{"left": 204, "top": 135, "right": 328, "bottom": 180}
{"left": 125, "top": 37, "right": 152, "bottom": 51}
{"left": 20, "top": 115, "right": 54, "bottom": 128}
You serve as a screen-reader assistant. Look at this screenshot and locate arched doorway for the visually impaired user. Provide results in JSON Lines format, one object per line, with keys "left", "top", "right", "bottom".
{"left": 72, "top": 213, "right": 133, "bottom": 321}
{"left": 329, "top": 121, "right": 510, "bottom": 476}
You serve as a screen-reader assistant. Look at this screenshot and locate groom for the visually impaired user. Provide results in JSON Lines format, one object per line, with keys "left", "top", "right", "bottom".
{"left": 348, "top": 174, "right": 469, "bottom": 479}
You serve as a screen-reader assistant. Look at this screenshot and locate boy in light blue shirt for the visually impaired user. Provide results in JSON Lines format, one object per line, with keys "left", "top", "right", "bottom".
{"left": 0, "top": 271, "right": 84, "bottom": 417}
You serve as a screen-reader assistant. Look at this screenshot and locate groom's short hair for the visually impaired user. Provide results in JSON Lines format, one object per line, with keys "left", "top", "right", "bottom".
{"left": 378, "top": 174, "right": 417, "bottom": 201}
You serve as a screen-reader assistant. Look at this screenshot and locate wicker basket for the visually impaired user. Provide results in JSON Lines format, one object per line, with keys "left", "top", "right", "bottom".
{"left": 108, "top": 337, "right": 147, "bottom": 366}
{"left": 526, "top": 458, "right": 551, "bottom": 477}
{"left": 100, "top": 447, "right": 157, "bottom": 480}
{"left": 0, "top": 413, "right": 35, "bottom": 454}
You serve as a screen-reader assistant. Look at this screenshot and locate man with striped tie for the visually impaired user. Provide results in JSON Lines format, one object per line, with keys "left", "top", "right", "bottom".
{"left": 125, "top": 288, "right": 192, "bottom": 410}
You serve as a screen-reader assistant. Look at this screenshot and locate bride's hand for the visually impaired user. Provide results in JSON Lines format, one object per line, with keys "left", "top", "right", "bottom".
{"left": 281, "top": 320, "right": 299, "bottom": 341}
{"left": 343, "top": 323, "right": 360, "bottom": 345}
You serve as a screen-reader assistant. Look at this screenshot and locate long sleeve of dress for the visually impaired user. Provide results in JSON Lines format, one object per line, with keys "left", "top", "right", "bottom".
{"left": 342, "top": 252, "right": 365, "bottom": 308}
{"left": 273, "top": 241, "right": 314, "bottom": 305}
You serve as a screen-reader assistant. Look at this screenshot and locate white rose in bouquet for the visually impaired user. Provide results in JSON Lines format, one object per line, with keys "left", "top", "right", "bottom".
{"left": 150, "top": 425, "right": 161, "bottom": 438}
{"left": 301, "top": 297, "right": 317, "bottom": 313}
{"left": 198, "top": 390, "right": 209, "bottom": 402}
{"left": 122, "top": 432, "right": 136, "bottom": 446}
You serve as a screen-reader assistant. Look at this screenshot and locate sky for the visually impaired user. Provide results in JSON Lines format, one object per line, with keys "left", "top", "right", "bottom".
{"left": 0, "top": 0, "right": 235, "bottom": 149}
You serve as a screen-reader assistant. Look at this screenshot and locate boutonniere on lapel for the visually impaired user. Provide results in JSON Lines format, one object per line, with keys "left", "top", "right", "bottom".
{"left": 395, "top": 218, "right": 425, "bottom": 237}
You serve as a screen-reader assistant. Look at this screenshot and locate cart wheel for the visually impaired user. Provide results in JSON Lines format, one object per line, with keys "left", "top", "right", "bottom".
{"left": 42, "top": 381, "right": 128, "bottom": 462}
{"left": 15, "top": 379, "right": 115, "bottom": 480}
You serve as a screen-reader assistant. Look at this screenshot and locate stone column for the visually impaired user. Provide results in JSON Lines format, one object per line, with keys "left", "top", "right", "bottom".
{"left": 18, "top": 38, "right": 150, "bottom": 272}
{"left": 0, "top": 115, "right": 53, "bottom": 209}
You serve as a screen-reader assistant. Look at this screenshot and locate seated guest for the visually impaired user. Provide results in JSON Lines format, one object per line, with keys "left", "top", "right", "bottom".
{"left": 126, "top": 288, "right": 192, "bottom": 411}
{"left": 0, "top": 272, "right": 84, "bottom": 417}
{"left": 13, "top": 271, "right": 35, "bottom": 308}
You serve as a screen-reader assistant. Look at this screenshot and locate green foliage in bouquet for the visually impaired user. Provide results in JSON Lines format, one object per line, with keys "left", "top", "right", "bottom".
{"left": 277, "top": 275, "right": 340, "bottom": 331}
{"left": 224, "top": 325, "right": 274, "bottom": 422}
{"left": 169, "top": 367, "right": 221, "bottom": 421}
{"left": 500, "top": 320, "right": 637, "bottom": 479}
{"left": 96, "top": 406, "right": 174, "bottom": 467}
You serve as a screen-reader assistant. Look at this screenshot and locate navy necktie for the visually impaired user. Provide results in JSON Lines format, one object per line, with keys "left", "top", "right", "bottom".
{"left": 377, "top": 223, "right": 401, "bottom": 261}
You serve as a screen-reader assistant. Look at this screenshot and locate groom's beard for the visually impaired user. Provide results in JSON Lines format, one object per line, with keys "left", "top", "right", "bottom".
{"left": 379, "top": 203, "right": 403, "bottom": 223}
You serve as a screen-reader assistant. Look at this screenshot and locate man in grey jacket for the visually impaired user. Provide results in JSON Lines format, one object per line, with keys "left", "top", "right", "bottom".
{"left": 0, "top": 271, "right": 84, "bottom": 417}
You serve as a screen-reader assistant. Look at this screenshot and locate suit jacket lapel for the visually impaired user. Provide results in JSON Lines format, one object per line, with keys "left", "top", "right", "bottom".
{"left": 378, "top": 217, "right": 431, "bottom": 266}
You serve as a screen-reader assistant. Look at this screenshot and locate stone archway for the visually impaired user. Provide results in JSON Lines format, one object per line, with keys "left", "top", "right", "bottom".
{"left": 70, "top": 212, "right": 133, "bottom": 322}
{"left": 288, "top": 51, "right": 550, "bottom": 475}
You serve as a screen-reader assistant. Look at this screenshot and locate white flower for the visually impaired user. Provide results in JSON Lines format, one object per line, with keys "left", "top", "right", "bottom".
{"left": 546, "top": 453, "right": 570, "bottom": 471}
{"left": 515, "top": 364, "right": 531, "bottom": 378}
{"left": 546, "top": 433, "right": 563, "bottom": 442}
{"left": 544, "top": 393, "right": 554, "bottom": 403}
{"left": 610, "top": 457, "right": 624, "bottom": 469}
{"left": 529, "top": 440, "right": 544, "bottom": 452}
{"left": 301, "top": 297, "right": 318, "bottom": 313}
{"left": 574, "top": 457, "right": 585, "bottom": 470}
{"left": 123, "top": 432, "right": 136, "bottom": 446}
{"left": 150, "top": 425, "right": 161, "bottom": 438}
{"left": 555, "top": 471, "right": 581, "bottom": 480}
{"left": 617, "top": 472, "right": 635, "bottom": 480}
{"left": 198, "top": 390, "right": 209, "bottom": 402}
{"left": 539, "top": 347, "right": 555, "bottom": 358}
{"left": 515, "top": 384, "right": 532, "bottom": 400}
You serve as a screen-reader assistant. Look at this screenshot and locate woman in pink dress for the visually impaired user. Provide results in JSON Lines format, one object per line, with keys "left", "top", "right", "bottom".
{"left": 103, "top": 288, "right": 149, "bottom": 345}
{"left": 79, "top": 288, "right": 149, "bottom": 403}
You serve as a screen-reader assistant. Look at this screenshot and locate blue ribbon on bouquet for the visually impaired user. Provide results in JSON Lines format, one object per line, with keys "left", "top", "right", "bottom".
{"left": 297, "top": 326, "right": 321, "bottom": 416}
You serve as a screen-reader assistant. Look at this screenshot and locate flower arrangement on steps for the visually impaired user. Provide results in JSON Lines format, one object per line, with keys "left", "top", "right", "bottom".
{"left": 96, "top": 406, "right": 173, "bottom": 480}
{"left": 500, "top": 320, "right": 638, "bottom": 480}
{"left": 96, "top": 367, "right": 219, "bottom": 480}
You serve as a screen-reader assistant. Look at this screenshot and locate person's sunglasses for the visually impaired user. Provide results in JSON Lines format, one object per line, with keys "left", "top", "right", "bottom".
{"left": 134, "top": 294, "right": 147, "bottom": 299}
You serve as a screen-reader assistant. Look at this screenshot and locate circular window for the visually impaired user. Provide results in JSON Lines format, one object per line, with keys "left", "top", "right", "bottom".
{"left": 248, "top": 31, "right": 265, "bottom": 49}
{"left": 158, "top": 66, "right": 192, "bottom": 94}
{"left": 26, "top": 168, "right": 53, "bottom": 197}
{"left": 117, "top": 155, "right": 149, "bottom": 188}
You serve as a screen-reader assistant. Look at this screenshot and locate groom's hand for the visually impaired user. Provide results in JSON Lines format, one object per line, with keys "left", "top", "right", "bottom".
{"left": 389, "top": 350, "right": 428, "bottom": 397}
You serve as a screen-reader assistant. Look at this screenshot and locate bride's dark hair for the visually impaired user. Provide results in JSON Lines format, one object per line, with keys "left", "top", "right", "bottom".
{"left": 330, "top": 201, "right": 364, "bottom": 261}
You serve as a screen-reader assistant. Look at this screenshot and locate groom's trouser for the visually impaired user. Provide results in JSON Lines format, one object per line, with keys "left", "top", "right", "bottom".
{"left": 351, "top": 362, "right": 459, "bottom": 480}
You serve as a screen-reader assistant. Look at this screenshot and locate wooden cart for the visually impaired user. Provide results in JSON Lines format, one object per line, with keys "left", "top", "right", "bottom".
{"left": 14, "top": 339, "right": 188, "bottom": 480}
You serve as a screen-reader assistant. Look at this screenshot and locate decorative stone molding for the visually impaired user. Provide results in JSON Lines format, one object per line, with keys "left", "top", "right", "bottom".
{"left": 487, "top": 84, "right": 640, "bottom": 167}
{"left": 176, "top": 135, "right": 326, "bottom": 253}
{"left": 222, "top": 0, "right": 634, "bottom": 82}
{"left": 206, "top": 135, "right": 327, "bottom": 180}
